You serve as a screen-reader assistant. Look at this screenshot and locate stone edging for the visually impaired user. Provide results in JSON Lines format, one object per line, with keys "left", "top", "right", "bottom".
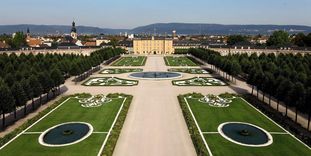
{"left": 38, "top": 122, "right": 93, "bottom": 147}
{"left": 128, "top": 72, "right": 183, "bottom": 80}
{"left": 217, "top": 122, "right": 273, "bottom": 147}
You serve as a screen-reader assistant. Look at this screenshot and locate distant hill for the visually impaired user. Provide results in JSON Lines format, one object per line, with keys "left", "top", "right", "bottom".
{"left": 0, "top": 24, "right": 128, "bottom": 35}
{"left": 1, "top": 23, "right": 311, "bottom": 35}
{"left": 131, "top": 23, "right": 311, "bottom": 35}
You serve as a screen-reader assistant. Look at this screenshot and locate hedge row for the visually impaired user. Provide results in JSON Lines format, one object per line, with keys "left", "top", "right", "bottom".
{"left": 101, "top": 93, "right": 133, "bottom": 156}
{"left": 177, "top": 95, "right": 209, "bottom": 156}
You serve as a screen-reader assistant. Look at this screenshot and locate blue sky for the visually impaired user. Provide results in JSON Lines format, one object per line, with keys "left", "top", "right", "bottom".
{"left": 0, "top": 0, "right": 310, "bottom": 28}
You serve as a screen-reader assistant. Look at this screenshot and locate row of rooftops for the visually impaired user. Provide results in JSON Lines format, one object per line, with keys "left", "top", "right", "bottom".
{"left": 133, "top": 36, "right": 173, "bottom": 40}
{"left": 116, "top": 39, "right": 222, "bottom": 48}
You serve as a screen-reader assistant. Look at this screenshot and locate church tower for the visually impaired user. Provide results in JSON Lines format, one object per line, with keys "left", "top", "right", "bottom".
{"left": 26, "top": 28, "right": 30, "bottom": 38}
{"left": 71, "top": 21, "right": 77, "bottom": 39}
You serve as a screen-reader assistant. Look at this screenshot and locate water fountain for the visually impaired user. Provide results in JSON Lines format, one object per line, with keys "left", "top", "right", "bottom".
{"left": 218, "top": 122, "right": 273, "bottom": 147}
{"left": 129, "top": 72, "right": 182, "bottom": 80}
{"left": 39, "top": 122, "right": 93, "bottom": 147}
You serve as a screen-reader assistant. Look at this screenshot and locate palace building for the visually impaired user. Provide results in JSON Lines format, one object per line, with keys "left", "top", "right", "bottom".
{"left": 133, "top": 36, "right": 174, "bottom": 54}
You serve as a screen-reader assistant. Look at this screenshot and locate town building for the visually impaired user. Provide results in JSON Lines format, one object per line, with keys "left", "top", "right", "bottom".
{"left": 71, "top": 21, "right": 78, "bottom": 40}
{"left": 96, "top": 37, "right": 111, "bottom": 46}
{"left": 57, "top": 21, "right": 81, "bottom": 49}
{"left": 173, "top": 40, "right": 201, "bottom": 49}
{"left": 82, "top": 41, "right": 96, "bottom": 47}
{"left": 133, "top": 36, "right": 174, "bottom": 54}
{"left": 0, "top": 41, "right": 10, "bottom": 49}
{"left": 26, "top": 28, "right": 45, "bottom": 47}
{"left": 172, "top": 30, "right": 178, "bottom": 40}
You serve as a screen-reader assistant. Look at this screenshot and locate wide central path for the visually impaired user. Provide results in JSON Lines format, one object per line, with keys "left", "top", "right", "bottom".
{"left": 113, "top": 56, "right": 196, "bottom": 156}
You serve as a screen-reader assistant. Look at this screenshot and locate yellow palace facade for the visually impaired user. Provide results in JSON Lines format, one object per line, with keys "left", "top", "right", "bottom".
{"left": 133, "top": 36, "right": 174, "bottom": 54}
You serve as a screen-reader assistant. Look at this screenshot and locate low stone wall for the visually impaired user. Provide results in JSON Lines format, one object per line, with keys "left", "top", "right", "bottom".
{"left": 210, "top": 48, "right": 311, "bottom": 56}
{"left": 0, "top": 48, "right": 99, "bottom": 56}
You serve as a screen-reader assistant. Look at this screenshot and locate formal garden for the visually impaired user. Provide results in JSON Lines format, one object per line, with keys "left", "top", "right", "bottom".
{"left": 168, "top": 68, "right": 210, "bottom": 74}
{"left": 172, "top": 77, "right": 227, "bottom": 86}
{"left": 178, "top": 93, "right": 311, "bottom": 156}
{"left": 82, "top": 77, "right": 138, "bottom": 86}
{"left": 164, "top": 56, "right": 202, "bottom": 66}
{"left": 100, "top": 68, "right": 143, "bottom": 74}
{"left": 0, "top": 93, "right": 132, "bottom": 156}
{"left": 111, "top": 56, "right": 146, "bottom": 66}
{"left": 189, "top": 48, "right": 311, "bottom": 129}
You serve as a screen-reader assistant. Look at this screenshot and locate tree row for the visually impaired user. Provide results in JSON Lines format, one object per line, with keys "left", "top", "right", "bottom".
{"left": 0, "top": 48, "right": 124, "bottom": 129}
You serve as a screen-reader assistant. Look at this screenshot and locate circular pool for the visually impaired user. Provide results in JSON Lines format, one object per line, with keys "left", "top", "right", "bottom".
{"left": 218, "top": 122, "right": 273, "bottom": 147}
{"left": 129, "top": 72, "right": 182, "bottom": 80}
{"left": 39, "top": 122, "right": 93, "bottom": 147}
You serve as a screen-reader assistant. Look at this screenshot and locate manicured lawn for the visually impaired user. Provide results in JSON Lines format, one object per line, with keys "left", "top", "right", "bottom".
{"left": 168, "top": 68, "right": 210, "bottom": 74}
{"left": 164, "top": 56, "right": 201, "bottom": 66}
{"left": 0, "top": 133, "right": 106, "bottom": 156}
{"left": 100, "top": 68, "right": 143, "bottom": 74}
{"left": 112, "top": 56, "right": 146, "bottom": 66}
{"left": 180, "top": 93, "right": 311, "bottom": 156}
{"left": 172, "top": 77, "right": 227, "bottom": 86}
{"left": 0, "top": 94, "right": 132, "bottom": 156}
{"left": 186, "top": 96, "right": 281, "bottom": 132}
{"left": 82, "top": 77, "right": 138, "bottom": 86}
{"left": 204, "top": 134, "right": 310, "bottom": 156}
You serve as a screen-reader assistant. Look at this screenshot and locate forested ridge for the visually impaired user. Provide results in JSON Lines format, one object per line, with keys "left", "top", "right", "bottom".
{"left": 189, "top": 48, "right": 311, "bottom": 129}
{"left": 0, "top": 48, "right": 124, "bottom": 129}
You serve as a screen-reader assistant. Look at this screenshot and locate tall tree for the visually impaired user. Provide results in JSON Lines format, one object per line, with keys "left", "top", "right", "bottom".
{"left": 292, "top": 33, "right": 307, "bottom": 47}
{"left": 305, "top": 87, "right": 311, "bottom": 130}
{"left": 0, "top": 79, "right": 15, "bottom": 128}
{"left": 70, "top": 63, "right": 81, "bottom": 82}
{"left": 266, "top": 30, "right": 290, "bottom": 47}
{"left": 11, "top": 82, "right": 27, "bottom": 120}
{"left": 21, "top": 78, "right": 32, "bottom": 115}
{"left": 109, "top": 37, "right": 118, "bottom": 49}
{"left": 50, "top": 68, "right": 65, "bottom": 96}
{"left": 288, "top": 82, "right": 305, "bottom": 123}
{"left": 263, "top": 72, "right": 275, "bottom": 105}
{"left": 227, "top": 35, "right": 249, "bottom": 46}
{"left": 11, "top": 32, "right": 27, "bottom": 48}
{"left": 37, "top": 72, "right": 53, "bottom": 102}
{"left": 285, "top": 81, "right": 295, "bottom": 117}
{"left": 4, "top": 73, "right": 16, "bottom": 87}
{"left": 29, "top": 75, "right": 43, "bottom": 110}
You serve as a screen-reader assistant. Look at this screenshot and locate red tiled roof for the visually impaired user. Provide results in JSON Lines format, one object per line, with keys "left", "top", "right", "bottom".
{"left": 0, "top": 41, "right": 10, "bottom": 48}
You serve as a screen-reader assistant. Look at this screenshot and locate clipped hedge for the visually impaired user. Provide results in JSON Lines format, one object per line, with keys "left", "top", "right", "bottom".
{"left": 174, "top": 49, "right": 189, "bottom": 54}
{"left": 0, "top": 93, "right": 89, "bottom": 147}
{"left": 101, "top": 94, "right": 133, "bottom": 156}
{"left": 178, "top": 94, "right": 209, "bottom": 156}
{"left": 187, "top": 56, "right": 204, "bottom": 65}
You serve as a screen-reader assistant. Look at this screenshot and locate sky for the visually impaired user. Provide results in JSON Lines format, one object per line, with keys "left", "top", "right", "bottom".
{"left": 0, "top": 0, "right": 310, "bottom": 29}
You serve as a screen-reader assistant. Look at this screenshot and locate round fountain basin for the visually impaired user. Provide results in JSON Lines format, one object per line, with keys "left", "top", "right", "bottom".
{"left": 218, "top": 122, "right": 273, "bottom": 147}
{"left": 38, "top": 122, "right": 93, "bottom": 147}
{"left": 129, "top": 72, "right": 182, "bottom": 80}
